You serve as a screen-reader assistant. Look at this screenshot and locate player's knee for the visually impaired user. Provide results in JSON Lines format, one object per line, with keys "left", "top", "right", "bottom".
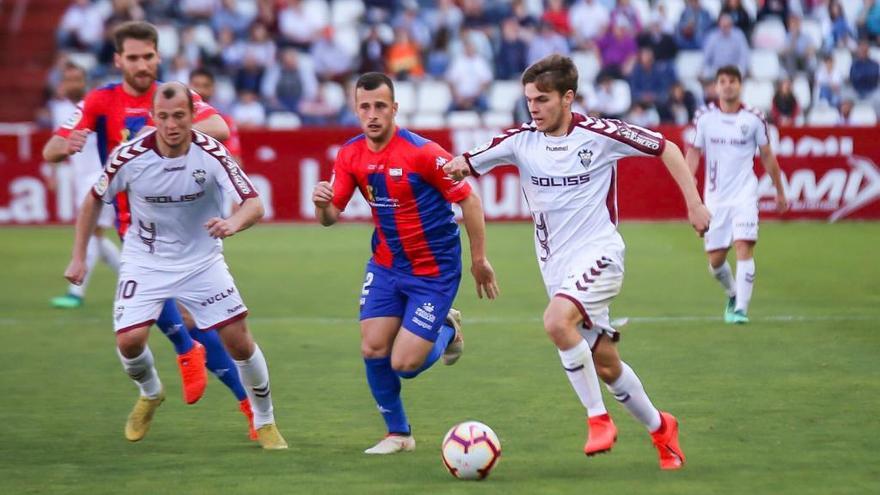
{"left": 116, "top": 334, "right": 146, "bottom": 358}
{"left": 361, "top": 341, "right": 390, "bottom": 359}
{"left": 177, "top": 304, "right": 196, "bottom": 329}
{"left": 543, "top": 311, "right": 574, "bottom": 346}
{"left": 595, "top": 363, "right": 619, "bottom": 383}
{"left": 390, "top": 355, "right": 422, "bottom": 375}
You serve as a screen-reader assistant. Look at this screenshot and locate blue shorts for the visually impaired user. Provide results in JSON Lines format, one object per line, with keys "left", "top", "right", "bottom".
{"left": 359, "top": 260, "right": 461, "bottom": 342}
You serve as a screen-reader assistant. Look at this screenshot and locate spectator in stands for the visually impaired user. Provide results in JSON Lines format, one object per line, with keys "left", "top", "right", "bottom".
{"left": 628, "top": 47, "right": 676, "bottom": 107}
{"left": 781, "top": 14, "right": 818, "bottom": 75}
{"left": 57, "top": 0, "right": 107, "bottom": 53}
{"left": 824, "top": 0, "right": 857, "bottom": 50}
{"left": 772, "top": 77, "right": 801, "bottom": 125}
{"left": 858, "top": 0, "right": 880, "bottom": 41}
{"left": 510, "top": 0, "right": 539, "bottom": 29}
{"left": 261, "top": 47, "right": 318, "bottom": 113}
{"left": 426, "top": 28, "right": 453, "bottom": 78}
{"left": 235, "top": 55, "right": 266, "bottom": 94}
{"left": 278, "top": 0, "right": 325, "bottom": 50}
{"left": 495, "top": 17, "right": 528, "bottom": 80}
{"left": 425, "top": 0, "right": 464, "bottom": 36}
{"left": 255, "top": 0, "right": 278, "bottom": 30}
{"left": 626, "top": 102, "right": 661, "bottom": 128}
{"left": 676, "top": 0, "right": 715, "bottom": 50}
{"left": 106, "top": 0, "right": 144, "bottom": 26}
{"left": 462, "top": 0, "right": 492, "bottom": 28}
{"left": 659, "top": 81, "right": 698, "bottom": 124}
{"left": 837, "top": 97, "right": 855, "bottom": 124}
{"left": 702, "top": 14, "right": 750, "bottom": 79}
{"left": 757, "top": 0, "right": 789, "bottom": 25}
{"left": 596, "top": 16, "right": 639, "bottom": 79}
{"left": 213, "top": 0, "right": 254, "bottom": 38}
{"left": 180, "top": 0, "right": 215, "bottom": 23}
{"left": 815, "top": 52, "right": 844, "bottom": 106}
{"left": 446, "top": 38, "right": 493, "bottom": 112}
{"left": 569, "top": 0, "right": 610, "bottom": 50}
{"left": 231, "top": 89, "right": 267, "bottom": 129}
{"left": 167, "top": 54, "right": 193, "bottom": 84}
{"left": 387, "top": 28, "right": 425, "bottom": 80}
{"left": 299, "top": 90, "right": 343, "bottom": 127}
{"left": 393, "top": 1, "right": 432, "bottom": 49}
{"left": 218, "top": 27, "right": 245, "bottom": 69}
{"left": 638, "top": 12, "right": 679, "bottom": 62}
{"left": 453, "top": 26, "right": 494, "bottom": 63}
{"left": 721, "top": 0, "right": 754, "bottom": 38}
{"left": 610, "top": 0, "right": 642, "bottom": 34}
{"left": 587, "top": 74, "right": 626, "bottom": 118}
{"left": 527, "top": 21, "right": 570, "bottom": 65}
{"left": 850, "top": 39, "right": 880, "bottom": 102}
{"left": 242, "top": 22, "right": 278, "bottom": 68}
{"left": 702, "top": 78, "right": 718, "bottom": 103}
{"left": 359, "top": 25, "right": 389, "bottom": 74}
{"left": 310, "top": 27, "right": 354, "bottom": 84}
{"left": 542, "top": 0, "right": 571, "bottom": 36}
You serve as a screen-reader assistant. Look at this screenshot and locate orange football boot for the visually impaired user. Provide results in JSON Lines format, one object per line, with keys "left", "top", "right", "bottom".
{"left": 651, "top": 411, "right": 686, "bottom": 470}
{"left": 584, "top": 413, "right": 618, "bottom": 456}
{"left": 177, "top": 341, "right": 207, "bottom": 404}
{"left": 239, "top": 398, "right": 258, "bottom": 440}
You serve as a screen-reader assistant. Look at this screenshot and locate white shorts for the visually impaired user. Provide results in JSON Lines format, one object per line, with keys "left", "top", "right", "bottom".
{"left": 704, "top": 202, "right": 759, "bottom": 252}
{"left": 75, "top": 178, "right": 115, "bottom": 229}
{"left": 113, "top": 258, "right": 247, "bottom": 333}
{"left": 548, "top": 246, "right": 625, "bottom": 350}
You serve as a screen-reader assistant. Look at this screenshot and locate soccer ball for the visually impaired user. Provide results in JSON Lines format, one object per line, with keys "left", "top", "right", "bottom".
{"left": 440, "top": 421, "right": 501, "bottom": 480}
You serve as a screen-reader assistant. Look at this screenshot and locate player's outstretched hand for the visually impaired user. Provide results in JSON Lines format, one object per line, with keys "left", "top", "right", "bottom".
{"left": 471, "top": 258, "right": 499, "bottom": 300}
{"left": 64, "top": 258, "right": 87, "bottom": 285}
{"left": 443, "top": 156, "right": 471, "bottom": 181}
{"left": 776, "top": 194, "right": 789, "bottom": 214}
{"left": 205, "top": 217, "right": 239, "bottom": 239}
{"left": 688, "top": 202, "right": 711, "bottom": 237}
{"left": 312, "top": 181, "right": 334, "bottom": 209}
{"left": 67, "top": 129, "right": 91, "bottom": 155}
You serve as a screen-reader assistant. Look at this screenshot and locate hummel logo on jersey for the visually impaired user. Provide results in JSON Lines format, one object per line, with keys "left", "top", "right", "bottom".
{"left": 192, "top": 169, "right": 207, "bottom": 186}
{"left": 546, "top": 145, "right": 568, "bottom": 152}
{"left": 578, "top": 148, "right": 593, "bottom": 169}
{"left": 163, "top": 165, "right": 185, "bottom": 172}
{"left": 114, "top": 305, "right": 124, "bottom": 321}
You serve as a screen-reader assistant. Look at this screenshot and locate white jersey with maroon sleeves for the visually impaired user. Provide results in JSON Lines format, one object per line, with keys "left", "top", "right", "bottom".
{"left": 691, "top": 102, "right": 769, "bottom": 208}
{"left": 463, "top": 113, "right": 665, "bottom": 287}
{"left": 92, "top": 129, "right": 258, "bottom": 270}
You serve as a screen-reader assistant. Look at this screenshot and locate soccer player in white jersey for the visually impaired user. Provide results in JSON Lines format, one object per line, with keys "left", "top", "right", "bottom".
{"left": 63, "top": 82, "right": 287, "bottom": 449}
{"left": 49, "top": 63, "right": 121, "bottom": 309}
{"left": 443, "top": 55, "right": 711, "bottom": 470}
{"left": 685, "top": 66, "right": 788, "bottom": 324}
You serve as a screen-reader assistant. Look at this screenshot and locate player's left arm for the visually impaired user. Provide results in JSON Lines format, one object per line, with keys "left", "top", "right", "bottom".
{"left": 205, "top": 197, "right": 264, "bottom": 239}
{"left": 458, "top": 191, "right": 499, "bottom": 300}
{"left": 660, "top": 141, "right": 711, "bottom": 236}
{"left": 758, "top": 143, "right": 789, "bottom": 213}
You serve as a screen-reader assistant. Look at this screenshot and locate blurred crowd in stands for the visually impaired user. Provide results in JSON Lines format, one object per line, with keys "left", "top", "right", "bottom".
{"left": 38, "top": 0, "right": 880, "bottom": 129}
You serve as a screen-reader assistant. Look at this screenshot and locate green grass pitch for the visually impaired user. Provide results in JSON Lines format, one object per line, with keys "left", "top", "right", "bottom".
{"left": 0, "top": 221, "right": 878, "bottom": 495}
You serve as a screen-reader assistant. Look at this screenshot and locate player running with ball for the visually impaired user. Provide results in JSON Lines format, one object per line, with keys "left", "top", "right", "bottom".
{"left": 443, "top": 55, "right": 710, "bottom": 470}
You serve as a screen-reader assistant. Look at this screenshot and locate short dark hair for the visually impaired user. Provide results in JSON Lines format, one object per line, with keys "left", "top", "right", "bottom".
{"left": 63, "top": 62, "right": 86, "bottom": 77}
{"left": 189, "top": 67, "right": 215, "bottom": 83}
{"left": 113, "top": 21, "right": 159, "bottom": 53}
{"left": 154, "top": 82, "right": 194, "bottom": 112}
{"left": 715, "top": 65, "right": 742, "bottom": 82}
{"left": 521, "top": 54, "right": 579, "bottom": 96}
{"left": 355, "top": 72, "right": 395, "bottom": 101}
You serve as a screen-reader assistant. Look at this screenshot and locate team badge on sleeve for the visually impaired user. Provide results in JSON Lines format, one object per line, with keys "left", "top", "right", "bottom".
{"left": 94, "top": 173, "right": 110, "bottom": 196}
{"left": 435, "top": 156, "right": 448, "bottom": 169}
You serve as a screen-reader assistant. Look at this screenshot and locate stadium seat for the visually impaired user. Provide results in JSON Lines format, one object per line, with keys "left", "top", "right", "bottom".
{"left": 488, "top": 80, "right": 522, "bottom": 114}
{"left": 681, "top": 78, "right": 704, "bottom": 103}
{"left": 572, "top": 50, "right": 601, "bottom": 87}
{"left": 410, "top": 112, "right": 446, "bottom": 129}
{"left": 659, "top": 0, "right": 686, "bottom": 25}
{"left": 606, "top": 80, "right": 632, "bottom": 116}
{"left": 749, "top": 50, "right": 782, "bottom": 81}
{"left": 703, "top": 0, "right": 722, "bottom": 19}
{"left": 751, "top": 19, "right": 787, "bottom": 51}
{"left": 483, "top": 111, "right": 515, "bottom": 129}
{"left": 192, "top": 24, "right": 219, "bottom": 56}
{"left": 840, "top": 0, "right": 863, "bottom": 23}
{"left": 331, "top": 0, "right": 365, "bottom": 27}
{"left": 303, "top": 0, "right": 330, "bottom": 28}
{"left": 321, "top": 81, "right": 346, "bottom": 112}
{"left": 396, "top": 112, "right": 410, "bottom": 128}
{"left": 334, "top": 25, "right": 360, "bottom": 58}
{"left": 631, "top": 0, "right": 651, "bottom": 25}
{"left": 395, "top": 81, "right": 417, "bottom": 112}
{"left": 67, "top": 52, "right": 97, "bottom": 73}
{"left": 741, "top": 0, "right": 758, "bottom": 18}
{"left": 156, "top": 24, "right": 180, "bottom": 59}
{"left": 849, "top": 104, "right": 878, "bottom": 126}
{"left": 833, "top": 49, "right": 853, "bottom": 77}
{"left": 267, "top": 112, "right": 302, "bottom": 129}
{"left": 871, "top": 47, "right": 880, "bottom": 64}
{"left": 416, "top": 81, "right": 453, "bottom": 114}
{"left": 447, "top": 111, "right": 482, "bottom": 128}
{"left": 237, "top": 0, "right": 258, "bottom": 20}
{"left": 792, "top": 75, "right": 812, "bottom": 110}
{"left": 675, "top": 51, "right": 704, "bottom": 82}
{"left": 214, "top": 77, "right": 237, "bottom": 109}
{"left": 800, "top": 18, "right": 824, "bottom": 51}
{"left": 742, "top": 78, "right": 774, "bottom": 112}
{"left": 806, "top": 105, "right": 841, "bottom": 126}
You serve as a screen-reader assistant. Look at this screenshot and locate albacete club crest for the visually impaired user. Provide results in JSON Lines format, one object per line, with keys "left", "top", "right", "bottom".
{"left": 192, "top": 169, "right": 207, "bottom": 186}
{"left": 578, "top": 148, "right": 593, "bottom": 169}
{"left": 740, "top": 124, "right": 749, "bottom": 137}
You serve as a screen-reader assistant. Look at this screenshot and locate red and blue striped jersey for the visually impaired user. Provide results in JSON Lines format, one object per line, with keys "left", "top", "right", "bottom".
{"left": 331, "top": 128, "right": 472, "bottom": 278}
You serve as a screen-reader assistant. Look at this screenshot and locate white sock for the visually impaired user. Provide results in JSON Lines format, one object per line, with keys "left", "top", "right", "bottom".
{"left": 69, "top": 237, "right": 101, "bottom": 298}
{"left": 234, "top": 344, "right": 275, "bottom": 428}
{"left": 117, "top": 346, "right": 163, "bottom": 399}
{"left": 605, "top": 362, "right": 661, "bottom": 432}
{"left": 710, "top": 261, "right": 736, "bottom": 298}
{"left": 735, "top": 258, "right": 755, "bottom": 313}
{"left": 98, "top": 236, "right": 121, "bottom": 271}
{"left": 558, "top": 339, "right": 607, "bottom": 417}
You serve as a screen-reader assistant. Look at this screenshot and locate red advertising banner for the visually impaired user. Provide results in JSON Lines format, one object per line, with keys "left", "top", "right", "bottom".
{"left": 1, "top": 125, "right": 878, "bottom": 224}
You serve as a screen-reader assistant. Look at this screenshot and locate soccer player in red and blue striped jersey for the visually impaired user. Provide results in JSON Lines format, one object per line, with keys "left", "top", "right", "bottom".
{"left": 313, "top": 73, "right": 499, "bottom": 454}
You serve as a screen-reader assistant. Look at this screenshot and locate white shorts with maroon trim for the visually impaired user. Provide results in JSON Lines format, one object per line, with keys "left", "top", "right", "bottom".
{"left": 549, "top": 246, "right": 625, "bottom": 349}
{"left": 704, "top": 202, "right": 759, "bottom": 252}
{"left": 113, "top": 257, "right": 248, "bottom": 333}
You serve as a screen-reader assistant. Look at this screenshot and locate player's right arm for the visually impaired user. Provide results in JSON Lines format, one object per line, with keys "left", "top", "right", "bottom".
{"left": 43, "top": 98, "right": 97, "bottom": 162}
{"left": 661, "top": 141, "right": 711, "bottom": 236}
{"left": 685, "top": 145, "right": 702, "bottom": 177}
{"left": 64, "top": 193, "right": 103, "bottom": 285}
{"left": 312, "top": 181, "right": 342, "bottom": 226}
{"left": 443, "top": 128, "right": 521, "bottom": 180}
{"left": 314, "top": 148, "right": 357, "bottom": 226}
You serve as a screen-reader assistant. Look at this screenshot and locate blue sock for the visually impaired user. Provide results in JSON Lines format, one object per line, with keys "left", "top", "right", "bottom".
{"left": 396, "top": 324, "right": 455, "bottom": 380}
{"left": 189, "top": 327, "right": 247, "bottom": 401}
{"left": 364, "top": 356, "right": 410, "bottom": 435}
{"left": 155, "top": 299, "right": 194, "bottom": 355}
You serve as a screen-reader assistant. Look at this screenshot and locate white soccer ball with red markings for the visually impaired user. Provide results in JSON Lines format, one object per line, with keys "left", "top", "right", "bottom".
{"left": 441, "top": 421, "right": 501, "bottom": 480}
